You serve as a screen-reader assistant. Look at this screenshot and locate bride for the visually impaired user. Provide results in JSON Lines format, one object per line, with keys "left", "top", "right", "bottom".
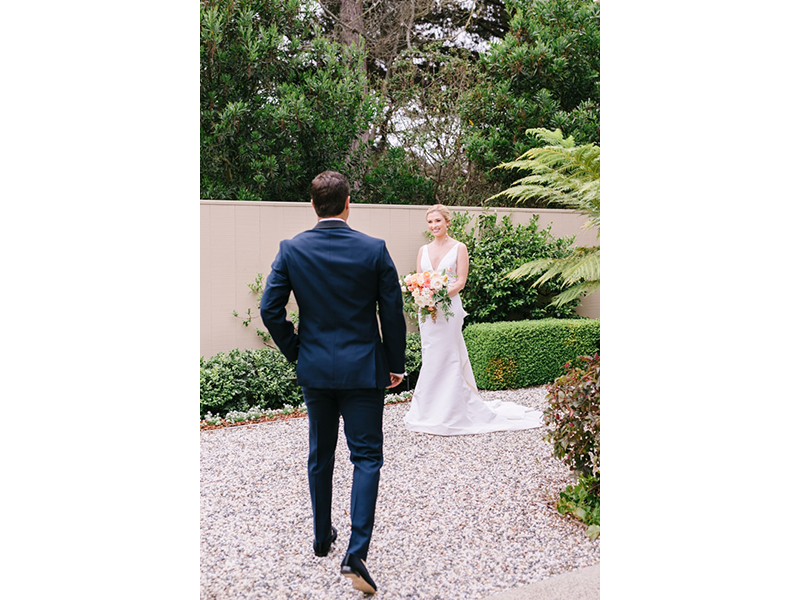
{"left": 403, "top": 205, "right": 544, "bottom": 436}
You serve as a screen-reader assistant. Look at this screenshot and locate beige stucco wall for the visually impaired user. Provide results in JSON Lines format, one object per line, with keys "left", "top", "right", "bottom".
{"left": 200, "top": 200, "right": 600, "bottom": 358}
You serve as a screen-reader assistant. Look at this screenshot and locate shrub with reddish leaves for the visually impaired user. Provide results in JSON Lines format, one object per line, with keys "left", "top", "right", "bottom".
{"left": 544, "top": 353, "right": 600, "bottom": 480}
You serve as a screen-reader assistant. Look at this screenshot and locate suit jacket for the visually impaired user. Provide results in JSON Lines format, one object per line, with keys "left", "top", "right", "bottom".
{"left": 260, "top": 220, "right": 406, "bottom": 389}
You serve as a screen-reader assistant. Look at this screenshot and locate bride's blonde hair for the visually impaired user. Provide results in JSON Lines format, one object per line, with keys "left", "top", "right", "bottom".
{"left": 426, "top": 204, "right": 452, "bottom": 225}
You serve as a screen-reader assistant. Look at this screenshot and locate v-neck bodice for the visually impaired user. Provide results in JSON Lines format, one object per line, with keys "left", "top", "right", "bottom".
{"left": 423, "top": 243, "right": 458, "bottom": 273}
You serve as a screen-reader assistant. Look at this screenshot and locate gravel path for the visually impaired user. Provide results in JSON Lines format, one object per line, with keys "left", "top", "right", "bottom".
{"left": 200, "top": 387, "right": 600, "bottom": 599}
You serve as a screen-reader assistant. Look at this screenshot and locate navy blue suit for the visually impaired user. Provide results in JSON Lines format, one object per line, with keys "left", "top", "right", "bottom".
{"left": 261, "top": 219, "right": 406, "bottom": 560}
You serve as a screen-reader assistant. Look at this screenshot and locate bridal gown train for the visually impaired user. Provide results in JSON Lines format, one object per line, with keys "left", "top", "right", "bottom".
{"left": 403, "top": 244, "right": 544, "bottom": 436}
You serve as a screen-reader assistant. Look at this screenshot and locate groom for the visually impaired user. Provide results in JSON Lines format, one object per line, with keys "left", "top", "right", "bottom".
{"left": 260, "top": 171, "right": 406, "bottom": 594}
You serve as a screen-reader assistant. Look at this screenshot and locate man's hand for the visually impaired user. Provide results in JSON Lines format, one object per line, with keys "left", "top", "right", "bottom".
{"left": 387, "top": 373, "right": 404, "bottom": 389}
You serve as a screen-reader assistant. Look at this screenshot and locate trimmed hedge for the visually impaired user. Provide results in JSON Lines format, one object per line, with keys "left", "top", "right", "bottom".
{"left": 463, "top": 318, "right": 600, "bottom": 390}
{"left": 199, "top": 321, "right": 593, "bottom": 418}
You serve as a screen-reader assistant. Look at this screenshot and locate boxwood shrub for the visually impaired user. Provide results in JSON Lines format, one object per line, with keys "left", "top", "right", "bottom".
{"left": 463, "top": 318, "right": 600, "bottom": 390}
{"left": 200, "top": 347, "right": 302, "bottom": 417}
{"left": 200, "top": 331, "right": 424, "bottom": 417}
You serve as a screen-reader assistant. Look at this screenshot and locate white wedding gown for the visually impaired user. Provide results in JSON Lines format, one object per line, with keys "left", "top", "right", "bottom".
{"left": 403, "top": 244, "right": 544, "bottom": 436}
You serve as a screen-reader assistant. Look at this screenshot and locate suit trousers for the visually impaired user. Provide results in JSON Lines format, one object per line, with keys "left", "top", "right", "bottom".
{"left": 302, "top": 387, "right": 385, "bottom": 560}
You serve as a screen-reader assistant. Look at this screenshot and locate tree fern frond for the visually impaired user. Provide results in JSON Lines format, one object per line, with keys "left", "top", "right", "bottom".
{"left": 495, "top": 128, "right": 600, "bottom": 311}
{"left": 493, "top": 183, "right": 582, "bottom": 208}
{"left": 525, "top": 127, "right": 576, "bottom": 148}
{"left": 544, "top": 264, "right": 576, "bottom": 286}
{"left": 532, "top": 250, "right": 597, "bottom": 287}
{"left": 507, "top": 258, "right": 556, "bottom": 280}
{"left": 557, "top": 247, "right": 600, "bottom": 285}
{"left": 550, "top": 280, "right": 600, "bottom": 307}
{"left": 490, "top": 136, "right": 599, "bottom": 224}
{"left": 531, "top": 260, "right": 575, "bottom": 287}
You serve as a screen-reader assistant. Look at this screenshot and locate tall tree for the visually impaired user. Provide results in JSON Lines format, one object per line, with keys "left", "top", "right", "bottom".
{"left": 459, "top": 0, "right": 600, "bottom": 198}
{"left": 382, "top": 44, "right": 483, "bottom": 205}
{"left": 200, "top": 0, "right": 378, "bottom": 201}
{"left": 338, "top": 0, "right": 365, "bottom": 47}
{"left": 314, "top": 1, "right": 513, "bottom": 205}
{"left": 316, "top": 0, "right": 507, "bottom": 77}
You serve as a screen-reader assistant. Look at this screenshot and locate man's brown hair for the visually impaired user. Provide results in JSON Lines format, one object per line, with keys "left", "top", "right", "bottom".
{"left": 310, "top": 171, "right": 350, "bottom": 217}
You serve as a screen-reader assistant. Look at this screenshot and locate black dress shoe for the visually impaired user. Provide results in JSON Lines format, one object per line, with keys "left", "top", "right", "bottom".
{"left": 313, "top": 526, "right": 337, "bottom": 557}
{"left": 340, "top": 553, "right": 377, "bottom": 594}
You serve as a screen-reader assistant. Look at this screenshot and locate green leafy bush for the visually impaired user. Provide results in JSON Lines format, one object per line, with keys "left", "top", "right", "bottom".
{"left": 201, "top": 331, "right": 421, "bottom": 417}
{"left": 447, "top": 212, "right": 579, "bottom": 325}
{"left": 544, "top": 353, "right": 600, "bottom": 537}
{"left": 354, "top": 146, "right": 436, "bottom": 205}
{"left": 543, "top": 353, "right": 600, "bottom": 479}
{"left": 556, "top": 474, "right": 600, "bottom": 535}
{"left": 403, "top": 332, "right": 422, "bottom": 390}
{"left": 200, "top": 347, "right": 302, "bottom": 417}
{"left": 463, "top": 318, "right": 599, "bottom": 390}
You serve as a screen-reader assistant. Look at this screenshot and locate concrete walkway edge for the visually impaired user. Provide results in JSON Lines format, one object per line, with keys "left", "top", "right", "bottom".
{"left": 483, "top": 564, "right": 599, "bottom": 600}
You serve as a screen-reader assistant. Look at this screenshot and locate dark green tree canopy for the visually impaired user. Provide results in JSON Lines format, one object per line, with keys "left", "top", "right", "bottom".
{"left": 201, "top": 0, "right": 378, "bottom": 201}
{"left": 460, "top": 0, "right": 600, "bottom": 194}
{"left": 200, "top": 0, "right": 600, "bottom": 205}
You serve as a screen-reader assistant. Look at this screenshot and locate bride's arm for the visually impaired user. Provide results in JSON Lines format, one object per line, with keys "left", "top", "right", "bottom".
{"left": 416, "top": 246, "right": 423, "bottom": 273}
{"left": 447, "top": 243, "right": 469, "bottom": 297}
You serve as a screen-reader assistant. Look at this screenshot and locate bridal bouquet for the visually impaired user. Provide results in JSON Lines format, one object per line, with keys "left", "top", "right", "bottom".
{"left": 399, "top": 270, "right": 454, "bottom": 323}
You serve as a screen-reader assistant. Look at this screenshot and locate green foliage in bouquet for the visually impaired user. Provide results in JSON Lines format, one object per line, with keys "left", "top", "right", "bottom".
{"left": 463, "top": 318, "right": 599, "bottom": 390}
{"left": 446, "top": 211, "right": 579, "bottom": 325}
{"left": 200, "top": 347, "right": 302, "bottom": 417}
{"left": 399, "top": 270, "right": 454, "bottom": 324}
